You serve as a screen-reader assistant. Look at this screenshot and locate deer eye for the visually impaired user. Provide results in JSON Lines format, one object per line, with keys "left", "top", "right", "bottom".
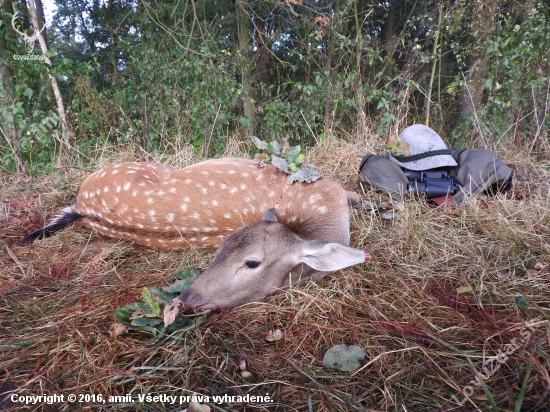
{"left": 244, "top": 260, "right": 261, "bottom": 269}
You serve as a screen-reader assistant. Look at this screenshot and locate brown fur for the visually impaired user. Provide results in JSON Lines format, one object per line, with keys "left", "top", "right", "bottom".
{"left": 74, "top": 158, "right": 351, "bottom": 250}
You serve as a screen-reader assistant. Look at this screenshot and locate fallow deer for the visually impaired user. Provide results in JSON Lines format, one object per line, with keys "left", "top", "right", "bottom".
{"left": 22, "top": 158, "right": 370, "bottom": 308}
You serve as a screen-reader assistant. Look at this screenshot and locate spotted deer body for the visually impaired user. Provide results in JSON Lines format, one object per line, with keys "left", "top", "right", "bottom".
{"left": 23, "top": 158, "right": 369, "bottom": 309}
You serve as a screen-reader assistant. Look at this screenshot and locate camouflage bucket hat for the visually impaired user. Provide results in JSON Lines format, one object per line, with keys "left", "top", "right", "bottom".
{"left": 388, "top": 124, "right": 458, "bottom": 171}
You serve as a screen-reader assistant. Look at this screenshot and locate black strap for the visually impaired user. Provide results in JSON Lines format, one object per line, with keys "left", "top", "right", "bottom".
{"left": 392, "top": 149, "right": 453, "bottom": 162}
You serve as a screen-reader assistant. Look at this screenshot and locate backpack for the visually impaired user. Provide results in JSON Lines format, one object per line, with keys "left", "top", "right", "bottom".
{"left": 358, "top": 149, "right": 513, "bottom": 205}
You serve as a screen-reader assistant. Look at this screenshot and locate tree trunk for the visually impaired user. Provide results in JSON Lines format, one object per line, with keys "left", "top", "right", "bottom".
{"left": 0, "top": 2, "right": 25, "bottom": 173}
{"left": 459, "top": 0, "right": 497, "bottom": 120}
{"left": 236, "top": 0, "right": 254, "bottom": 135}
{"left": 425, "top": 3, "right": 442, "bottom": 127}
{"left": 108, "top": 0, "right": 118, "bottom": 87}
{"left": 353, "top": 0, "right": 366, "bottom": 132}
{"left": 380, "top": 0, "right": 395, "bottom": 80}
{"left": 28, "top": 0, "right": 75, "bottom": 148}
{"left": 324, "top": 0, "right": 341, "bottom": 129}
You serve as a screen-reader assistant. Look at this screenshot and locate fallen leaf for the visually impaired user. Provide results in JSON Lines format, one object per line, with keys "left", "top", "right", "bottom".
{"left": 110, "top": 323, "right": 128, "bottom": 339}
{"left": 457, "top": 286, "right": 473, "bottom": 294}
{"left": 515, "top": 296, "right": 529, "bottom": 313}
{"left": 323, "top": 344, "right": 365, "bottom": 372}
{"left": 525, "top": 269, "right": 539, "bottom": 277}
{"left": 164, "top": 299, "right": 184, "bottom": 327}
{"left": 265, "top": 329, "right": 283, "bottom": 342}
{"left": 238, "top": 359, "right": 247, "bottom": 371}
{"left": 182, "top": 401, "right": 211, "bottom": 412}
{"left": 533, "top": 262, "right": 544, "bottom": 271}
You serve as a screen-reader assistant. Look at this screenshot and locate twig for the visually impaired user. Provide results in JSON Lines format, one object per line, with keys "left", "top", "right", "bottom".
{"left": 351, "top": 346, "right": 420, "bottom": 376}
{"left": 300, "top": 111, "right": 319, "bottom": 145}
{"left": 204, "top": 104, "right": 221, "bottom": 158}
{"left": 460, "top": 71, "right": 485, "bottom": 143}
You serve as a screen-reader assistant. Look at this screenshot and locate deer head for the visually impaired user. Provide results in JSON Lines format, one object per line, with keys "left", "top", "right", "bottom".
{"left": 175, "top": 208, "right": 370, "bottom": 309}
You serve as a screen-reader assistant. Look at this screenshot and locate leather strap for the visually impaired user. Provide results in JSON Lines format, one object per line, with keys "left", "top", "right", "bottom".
{"left": 431, "top": 195, "right": 457, "bottom": 207}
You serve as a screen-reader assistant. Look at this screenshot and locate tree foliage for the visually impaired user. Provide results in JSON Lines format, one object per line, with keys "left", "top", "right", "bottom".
{"left": 1, "top": 0, "right": 549, "bottom": 173}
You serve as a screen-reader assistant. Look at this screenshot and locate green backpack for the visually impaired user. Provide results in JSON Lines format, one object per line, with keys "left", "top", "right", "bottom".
{"left": 358, "top": 149, "right": 513, "bottom": 205}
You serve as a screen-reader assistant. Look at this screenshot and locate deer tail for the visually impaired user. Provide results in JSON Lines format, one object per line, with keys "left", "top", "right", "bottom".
{"left": 21, "top": 205, "right": 82, "bottom": 244}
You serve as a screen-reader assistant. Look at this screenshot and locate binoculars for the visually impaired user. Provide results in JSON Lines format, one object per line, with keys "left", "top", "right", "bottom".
{"left": 403, "top": 168, "right": 459, "bottom": 199}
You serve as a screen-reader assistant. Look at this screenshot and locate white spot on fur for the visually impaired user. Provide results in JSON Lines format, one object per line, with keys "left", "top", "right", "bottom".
{"left": 190, "top": 211, "right": 200, "bottom": 219}
{"left": 229, "top": 187, "right": 238, "bottom": 194}
{"left": 212, "top": 200, "right": 218, "bottom": 206}
{"left": 181, "top": 204, "right": 188, "bottom": 212}
{"left": 124, "top": 182, "right": 131, "bottom": 191}
{"left": 308, "top": 194, "right": 322, "bottom": 205}
{"left": 318, "top": 206, "right": 328, "bottom": 214}
{"left": 137, "top": 223, "right": 144, "bottom": 228}
{"left": 147, "top": 198, "right": 154, "bottom": 205}
{"left": 240, "top": 183, "right": 247, "bottom": 190}
{"left": 223, "top": 213, "right": 231, "bottom": 219}
{"left": 111, "top": 170, "right": 118, "bottom": 175}
{"left": 167, "top": 213, "right": 174, "bottom": 221}
{"left": 169, "top": 187, "right": 176, "bottom": 194}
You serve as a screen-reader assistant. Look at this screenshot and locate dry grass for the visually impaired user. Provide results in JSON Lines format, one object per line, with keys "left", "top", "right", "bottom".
{"left": 1, "top": 136, "right": 549, "bottom": 411}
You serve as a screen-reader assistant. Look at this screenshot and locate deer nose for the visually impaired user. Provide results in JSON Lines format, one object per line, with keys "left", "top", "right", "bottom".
{"left": 176, "top": 288, "right": 208, "bottom": 309}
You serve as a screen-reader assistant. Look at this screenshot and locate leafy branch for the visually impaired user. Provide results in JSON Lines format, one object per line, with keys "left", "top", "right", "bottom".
{"left": 252, "top": 136, "right": 319, "bottom": 184}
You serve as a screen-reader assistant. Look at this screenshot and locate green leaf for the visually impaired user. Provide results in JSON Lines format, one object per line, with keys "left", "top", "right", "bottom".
{"left": 114, "top": 307, "right": 132, "bottom": 323}
{"left": 252, "top": 136, "right": 268, "bottom": 150}
{"left": 268, "top": 140, "right": 282, "bottom": 155}
{"left": 124, "top": 302, "right": 150, "bottom": 311}
{"left": 323, "top": 344, "right": 366, "bottom": 372}
{"left": 131, "top": 317, "right": 162, "bottom": 327}
{"left": 515, "top": 296, "right": 529, "bottom": 313}
{"left": 165, "top": 268, "right": 201, "bottom": 293}
{"left": 149, "top": 286, "right": 176, "bottom": 303}
{"left": 515, "top": 358, "right": 533, "bottom": 412}
{"left": 272, "top": 155, "right": 290, "bottom": 173}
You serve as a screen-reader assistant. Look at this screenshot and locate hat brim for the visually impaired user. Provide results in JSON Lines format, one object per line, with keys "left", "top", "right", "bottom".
{"left": 389, "top": 153, "right": 458, "bottom": 171}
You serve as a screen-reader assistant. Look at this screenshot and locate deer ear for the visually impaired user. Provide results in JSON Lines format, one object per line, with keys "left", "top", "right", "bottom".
{"left": 299, "top": 241, "right": 366, "bottom": 272}
{"left": 262, "top": 208, "right": 278, "bottom": 223}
